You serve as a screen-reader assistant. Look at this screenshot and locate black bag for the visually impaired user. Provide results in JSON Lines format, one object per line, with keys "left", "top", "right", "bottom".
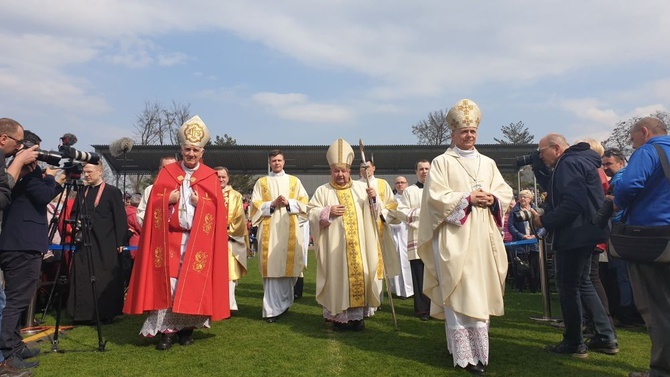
{"left": 608, "top": 144, "right": 670, "bottom": 263}
{"left": 513, "top": 255, "right": 531, "bottom": 276}
{"left": 608, "top": 222, "right": 670, "bottom": 263}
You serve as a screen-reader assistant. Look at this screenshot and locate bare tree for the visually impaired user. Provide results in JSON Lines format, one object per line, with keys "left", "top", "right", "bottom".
{"left": 133, "top": 100, "right": 191, "bottom": 146}
{"left": 165, "top": 101, "right": 191, "bottom": 145}
{"left": 602, "top": 118, "right": 637, "bottom": 157}
{"left": 602, "top": 110, "right": 670, "bottom": 157}
{"left": 130, "top": 99, "right": 191, "bottom": 193}
{"left": 134, "top": 100, "right": 162, "bottom": 145}
{"left": 495, "top": 121, "right": 534, "bottom": 144}
{"left": 412, "top": 109, "right": 451, "bottom": 145}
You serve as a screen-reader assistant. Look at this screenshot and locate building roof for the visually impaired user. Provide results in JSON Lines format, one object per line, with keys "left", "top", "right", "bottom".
{"left": 92, "top": 143, "right": 538, "bottom": 176}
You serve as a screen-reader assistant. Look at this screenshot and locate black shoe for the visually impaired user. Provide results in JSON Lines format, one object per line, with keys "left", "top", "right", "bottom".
{"left": 0, "top": 362, "right": 33, "bottom": 377}
{"left": 155, "top": 333, "right": 176, "bottom": 350}
{"left": 293, "top": 277, "right": 304, "bottom": 299}
{"left": 3, "top": 355, "right": 38, "bottom": 369}
{"left": 17, "top": 345, "right": 40, "bottom": 360}
{"left": 546, "top": 341, "right": 588, "bottom": 358}
{"left": 332, "top": 322, "right": 350, "bottom": 331}
{"left": 460, "top": 362, "right": 486, "bottom": 375}
{"left": 351, "top": 319, "right": 365, "bottom": 332}
{"left": 177, "top": 329, "right": 194, "bottom": 346}
{"left": 585, "top": 338, "right": 619, "bottom": 355}
{"left": 419, "top": 314, "right": 430, "bottom": 321}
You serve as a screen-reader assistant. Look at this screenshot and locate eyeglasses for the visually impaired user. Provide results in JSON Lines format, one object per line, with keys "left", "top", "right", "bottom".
{"left": 395, "top": 181, "right": 407, "bottom": 185}
{"left": 4, "top": 134, "right": 24, "bottom": 145}
{"left": 603, "top": 149, "right": 626, "bottom": 161}
{"left": 537, "top": 144, "right": 554, "bottom": 154}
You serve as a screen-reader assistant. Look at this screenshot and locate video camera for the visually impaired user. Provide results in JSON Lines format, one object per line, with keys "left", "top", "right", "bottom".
{"left": 26, "top": 133, "right": 101, "bottom": 179}
{"left": 513, "top": 207, "right": 545, "bottom": 222}
{"left": 515, "top": 150, "right": 542, "bottom": 168}
{"left": 513, "top": 208, "right": 548, "bottom": 238}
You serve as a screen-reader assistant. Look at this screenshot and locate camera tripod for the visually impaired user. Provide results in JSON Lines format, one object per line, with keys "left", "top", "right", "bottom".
{"left": 45, "top": 175, "right": 107, "bottom": 352}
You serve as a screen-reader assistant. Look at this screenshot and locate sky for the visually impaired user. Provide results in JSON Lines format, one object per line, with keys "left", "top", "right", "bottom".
{"left": 1, "top": 1, "right": 669, "bottom": 153}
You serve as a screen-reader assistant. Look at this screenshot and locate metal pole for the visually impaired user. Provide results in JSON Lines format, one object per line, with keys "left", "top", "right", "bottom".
{"left": 530, "top": 237, "right": 558, "bottom": 322}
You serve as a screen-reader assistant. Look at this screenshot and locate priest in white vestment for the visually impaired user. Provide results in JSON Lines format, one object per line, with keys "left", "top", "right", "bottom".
{"left": 417, "top": 99, "right": 513, "bottom": 375}
{"left": 251, "top": 150, "right": 309, "bottom": 322}
{"left": 388, "top": 176, "right": 413, "bottom": 299}
{"left": 308, "top": 139, "right": 383, "bottom": 331}
{"left": 358, "top": 160, "right": 396, "bottom": 223}
{"left": 359, "top": 159, "right": 399, "bottom": 300}
{"left": 398, "top": 160, "right": 432, "bottom": 320}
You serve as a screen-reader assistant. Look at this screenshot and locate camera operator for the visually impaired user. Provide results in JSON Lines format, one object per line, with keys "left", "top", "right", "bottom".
{"left": 0, "top": 119, "right": 39, "bottom": 209}
{"left": 0, "top": 118, "right": 40, "bottom": 377}
{"left": 529, "top": 133, "right": 617, "bottom": 357}
{"left": 0, "top": 131, "right": 63, "bottom": 371}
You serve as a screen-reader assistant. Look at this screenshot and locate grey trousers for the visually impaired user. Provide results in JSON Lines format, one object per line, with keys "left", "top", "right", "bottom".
{"left": 628, "top": 262, "right": 670, "bottom": 377}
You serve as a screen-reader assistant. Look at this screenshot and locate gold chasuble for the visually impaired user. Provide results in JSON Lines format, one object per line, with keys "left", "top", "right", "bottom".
{"left": 308, "top": 180, "right": 382, "bottom": 316}
{"left": 251, "top": 174, "right": 308, "bottom": 278}
{"left": 223, "top": 186, "right": 248, "bottom": 280}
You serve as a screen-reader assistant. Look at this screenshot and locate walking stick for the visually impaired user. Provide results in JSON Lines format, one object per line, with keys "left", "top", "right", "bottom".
{"left": 359, "top": 138, "right": 398, "bottom": 330}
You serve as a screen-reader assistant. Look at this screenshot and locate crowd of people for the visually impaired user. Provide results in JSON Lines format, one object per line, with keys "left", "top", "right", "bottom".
{"left": 0, "top": 107, "right": 668, "bottom": 377}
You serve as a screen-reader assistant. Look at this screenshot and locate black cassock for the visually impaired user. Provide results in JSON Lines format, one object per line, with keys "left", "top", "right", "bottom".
{"left": 67, "top": 182, "right": 128, "bottom": 323}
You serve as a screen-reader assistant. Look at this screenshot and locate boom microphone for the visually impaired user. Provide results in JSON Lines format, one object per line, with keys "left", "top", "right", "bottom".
{"left": 60, "top": 133, "right": 78, "bottom": 146}
{"left": 109, "top": 137, "right": 134, "bottom": 157}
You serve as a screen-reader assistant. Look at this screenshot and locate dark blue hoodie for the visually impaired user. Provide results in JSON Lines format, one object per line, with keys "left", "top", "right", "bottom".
{"left": 536, "top": 142, "right": 606, "bottom": 251}
{"left": 614, "top": 135, "right": 670, "bottom": 226}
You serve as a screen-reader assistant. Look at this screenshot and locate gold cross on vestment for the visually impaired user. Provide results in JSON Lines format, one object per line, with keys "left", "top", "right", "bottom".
{"left": 457, "top": 100, "right": 474, "bottom": 116}
{"left": 462, "top": 116, "right": 474, "bottom": 126}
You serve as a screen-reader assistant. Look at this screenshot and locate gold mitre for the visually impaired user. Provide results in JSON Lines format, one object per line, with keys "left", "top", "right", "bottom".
{"left": 446, "top": 99, "right": 481, "bottom": 131}
{"left": 177, "top": 115, "right": 210, "bottom": 147}
{"left": 326, "top": 139, "right": 354, "bottom": 168}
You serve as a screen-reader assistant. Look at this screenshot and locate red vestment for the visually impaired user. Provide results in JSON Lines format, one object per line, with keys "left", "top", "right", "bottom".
{"left": 123, "top": 162, "right": 230, "bottom": 321}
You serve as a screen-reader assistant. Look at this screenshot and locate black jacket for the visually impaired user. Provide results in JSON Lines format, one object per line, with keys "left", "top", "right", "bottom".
{"left": 0, "top": 166, "right": 63, "bottom": 252}
{"left": 534, "top": 142, "right": 606, "bottom": 251}
{"left": 0, "top": 150, "right": 12, "bottom": 211}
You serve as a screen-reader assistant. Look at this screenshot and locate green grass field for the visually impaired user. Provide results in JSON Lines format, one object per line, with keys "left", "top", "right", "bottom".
{"left": 30, "top": 252, "right": 650, "bottom": 377}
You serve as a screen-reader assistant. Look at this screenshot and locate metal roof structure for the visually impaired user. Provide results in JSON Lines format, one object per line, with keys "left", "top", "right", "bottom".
{"left": 93, "top": 143, "right": 537, "bottom": 176}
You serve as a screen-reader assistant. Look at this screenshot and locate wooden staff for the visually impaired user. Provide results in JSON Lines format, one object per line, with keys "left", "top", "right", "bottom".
{"left": 359, "top": 138, "right": 397, "bottom": 330}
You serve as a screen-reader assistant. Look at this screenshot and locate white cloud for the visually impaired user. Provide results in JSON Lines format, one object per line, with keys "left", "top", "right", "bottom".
{"left": 252, "top": 92, "right": 354, "bottom": 123}
{"left": 253, "top": 92, "right": 308, "bottom": 107}
{"left": 2, "top": 1, "right": 670, "bottom": 146}
{"left": 157, "top": 52, "right": 189, "bottom": 66}
{"left": 558, "top": 95, "right": 667, "bottom": 142}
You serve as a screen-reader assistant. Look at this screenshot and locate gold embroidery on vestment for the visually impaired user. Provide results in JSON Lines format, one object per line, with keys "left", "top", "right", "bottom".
{"left": 285, "top": 176, "right": 299, "bottom": 276}
{"left": 153, "top": 208, "right": 162, "bottom": 229}
{"left": 193, "top": 250, "right": 207, "bottom": 272}
{"left": 259, "top": 177, "right": 271, "bottom": 277}
{"left": 203, "top": 213, "right": 214, "bottom": 234}
{"left": 184, "top": 122, "right": 205, "bottom": 144}
{"left": 154, "top": 246, "right": 163, "bottom": 268}
{"left": 336, "top": 187, "right": 365, "bottom": 308}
